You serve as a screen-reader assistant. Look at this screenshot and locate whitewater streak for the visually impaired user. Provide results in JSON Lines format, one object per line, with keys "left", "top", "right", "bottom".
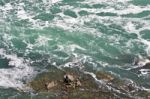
{"left": 0, "top": 49, "right": 36, "bottom": 89}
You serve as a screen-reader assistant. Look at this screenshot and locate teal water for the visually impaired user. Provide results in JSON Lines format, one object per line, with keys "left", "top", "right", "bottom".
{"left": 0, "top": 0, "right": 150, "bottom": 98}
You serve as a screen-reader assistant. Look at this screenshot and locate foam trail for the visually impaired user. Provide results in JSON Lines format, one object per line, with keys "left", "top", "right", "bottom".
{"left": 139, "top": 69, "right": 150, "bottom": 76}
{"left": 141, "top": 39, "right": 150, "bottom": 55}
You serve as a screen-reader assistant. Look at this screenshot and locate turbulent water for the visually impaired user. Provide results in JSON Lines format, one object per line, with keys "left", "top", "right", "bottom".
{"left": 0, "top": 0, "right": 150, "bottom": 98}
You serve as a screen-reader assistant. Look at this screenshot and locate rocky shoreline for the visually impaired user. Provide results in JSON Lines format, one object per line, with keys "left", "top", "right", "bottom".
{"left": 27, "top": 67, "right": 150, "bottom": 99}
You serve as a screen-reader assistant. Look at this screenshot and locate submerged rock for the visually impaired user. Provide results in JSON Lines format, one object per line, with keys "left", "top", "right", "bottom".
{"left": 96, "top": 71, "right": 114, "bottom": 82}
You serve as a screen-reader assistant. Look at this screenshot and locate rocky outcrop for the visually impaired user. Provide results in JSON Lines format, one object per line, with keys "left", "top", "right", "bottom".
{"left": 27, "top": 67, "right": 150, "bottom": 99}
{"left": 27, "top": 67, "right": 116, "bottom": 98}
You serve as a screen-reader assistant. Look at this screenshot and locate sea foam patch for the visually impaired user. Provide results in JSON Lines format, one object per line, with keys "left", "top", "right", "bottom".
{"left": 0, "top": 49, "right": 37, "bottom": 89}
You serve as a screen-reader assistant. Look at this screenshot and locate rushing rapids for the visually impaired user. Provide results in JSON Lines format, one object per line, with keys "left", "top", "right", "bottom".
{"left": 0, "top": 0, "right": 150, "bottom": 98}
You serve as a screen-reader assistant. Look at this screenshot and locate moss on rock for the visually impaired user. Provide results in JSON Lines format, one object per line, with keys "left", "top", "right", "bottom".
{"left": 27, "top": 67, "right": 150, "bottom": 98}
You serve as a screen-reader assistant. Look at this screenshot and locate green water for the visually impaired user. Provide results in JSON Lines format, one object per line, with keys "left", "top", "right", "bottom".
{"left": 0, "top": 0, "right": 150, "bottom": 98}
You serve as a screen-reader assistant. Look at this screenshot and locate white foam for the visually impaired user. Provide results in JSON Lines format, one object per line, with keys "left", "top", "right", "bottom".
{"left": 116, "top": 5, "right": 150, "bottom": 15}
{"left": 140, "top": 69, "right": 150, "bottom": 75}
{"left": 68, "top": 44, "right": 86, "bottom": 52}
{"left": 82, "top": 0, "right": 131, "bottom": 5}
{"left": 57, "top": 44, "right": 86, "bottom": 53}
{"left": 35, "top": 35, "right": 52, "bottom": 47}
{"left": 41, "top": 0, "right": 62, "bottom": 4}
{"left": 146, "top": 46, "right": 150, "bottom": 55}
{"left": 137, "top": 59, "right": 150, "bottom": 67}
{"left": 124, "top": 22, "right": 138, "bottom": 33}
{"left": 141, "top": 39, "right": 150, "bottom": 55}
{"left": 0, "top": 49, "right": 37, "bottom": 89}
{"left": 51, "top": 0, "right": 62, "bottom": 4}
{"left": 127, "top": 56, "right": 150, "bottom": 70}
{"left": 17, "top": 7, "right": 29, "bottom": 20}
{"left": 26, "top": 43, "right": 34, "bottom": 50}
{"left": 4, "top": 3, "right": 13, "bottom": 11}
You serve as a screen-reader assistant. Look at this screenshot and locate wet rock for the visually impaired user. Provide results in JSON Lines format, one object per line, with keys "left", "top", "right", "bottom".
{"left": 75, "top": 79, "right": 81, "bottom": 87}
{"left": 142, "top": 62, "right": 150, "bottom": 69}
{"left": 46, "top": 81, "right": 57, "bottom": 90}
{"left": 131, "top": 62, "right": 150, "bottom": 72}
{"left": 136, "top": 90, "right": 150, "bottom": 98}
{"left": 64, "top": 74, "right": 75, "bottom": 84}
{"left": 63, "top": 73, "right": 82, "bottom": 89}
{"left": 28, "top": 67, "right": 135, "bottom": 98}
{"left": 132, "top": 56, "right": 150, "bottom": 67}
{"left": 123, "top": 79, "right": 138, "bottom": 92}
{"left": 119, "top": 84, "right": 135, "bottom": 92}
{"left": 110, "top": 78, "right": 139, "bottom": 95}
{"left": 27, "top": 67, "right": 64, "bottom": 92}
{"left": 96, "top": 71, "right": 114, "bottom": 82}
{"left": 128, "top": 84, "right": 136, "bottom": 92}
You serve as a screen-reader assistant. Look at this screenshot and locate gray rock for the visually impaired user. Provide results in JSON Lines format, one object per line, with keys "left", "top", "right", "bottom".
{"left": 46, "top": 81, "right": 56, "bottom": 90}
{"left": 64, "top": 74, "right": 75, "bottom": 84}
{"left": 76, "top": 79, "right": 81, "bottom": 87}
